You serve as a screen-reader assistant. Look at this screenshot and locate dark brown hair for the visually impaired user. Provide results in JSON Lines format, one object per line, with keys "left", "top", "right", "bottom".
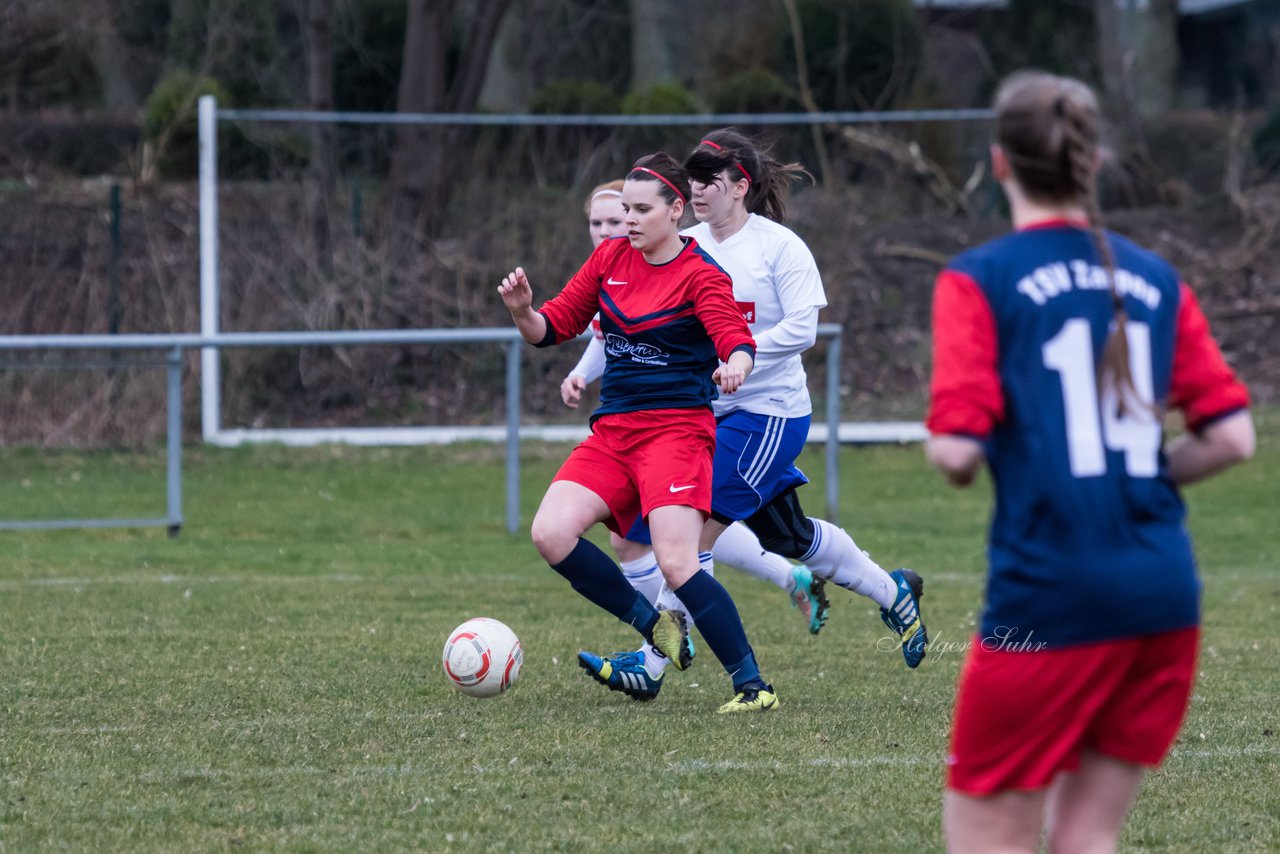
{"left": 683, "top": 127, "right": 812, "bottom": 223}
{"left": 996, "top": 71, "right": 1142, "bottom": 415}
{"left": 626, "top": 153, "right": 690, "bottom": 207}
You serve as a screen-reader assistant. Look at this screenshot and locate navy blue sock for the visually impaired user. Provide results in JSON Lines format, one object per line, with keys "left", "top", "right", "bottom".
{"left": 550, "top": 538, "right": 659, "bottom": 636}
{"left": 673, "top": 569, "right": 763, "bottom": 690}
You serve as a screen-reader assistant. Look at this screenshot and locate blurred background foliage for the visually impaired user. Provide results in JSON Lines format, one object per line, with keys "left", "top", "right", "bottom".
{"left": 2, "top": 0, "right": 1280, "bottom": 444}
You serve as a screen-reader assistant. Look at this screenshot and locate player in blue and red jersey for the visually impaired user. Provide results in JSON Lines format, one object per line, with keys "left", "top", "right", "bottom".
{"left": 926, "top": 71, "right": 1255, "bottom": 853}
{"left": 564, "top": 179, "right": 830, "bottom": 643}
{"left": 498, "top": 152, "right": 779, "bottom": 713}
{"left": 579, "top": 129, "right": 931, "bottom": 711}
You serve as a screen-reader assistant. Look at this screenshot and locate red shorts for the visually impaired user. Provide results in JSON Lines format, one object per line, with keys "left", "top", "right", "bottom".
{"left": 552, "top": 408, "right": 715, "bottom": 536}
{"left": 946, "top": 627, "right": 1199, "bottom": 796}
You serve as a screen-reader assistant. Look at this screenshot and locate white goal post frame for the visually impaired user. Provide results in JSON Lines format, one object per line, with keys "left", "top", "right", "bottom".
{"left": 197, "top": 98, "right": 948, "bottom": 444}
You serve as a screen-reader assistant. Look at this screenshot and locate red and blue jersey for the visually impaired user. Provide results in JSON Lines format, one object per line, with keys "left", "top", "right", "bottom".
{"left": 536, "top": 236, "right": 756, "bottom": 422}
{"left": 927, "top": 221, "right": 1249, "bottom": 647}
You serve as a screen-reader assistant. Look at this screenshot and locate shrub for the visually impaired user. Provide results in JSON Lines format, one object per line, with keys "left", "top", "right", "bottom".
{"left": 709, "top": 70, "right": 799, "bottom": 114}
{"left": 530, "top": 79, "right": 621, "bottom": 115}
{"left": 620, "top": 83, "right": 703, "bottom": 115}
{"left": 142, "top": 69, "right": 230, "bottom": 177}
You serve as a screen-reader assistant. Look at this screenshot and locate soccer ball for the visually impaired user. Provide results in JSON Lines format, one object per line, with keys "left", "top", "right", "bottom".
{"left": 442, "top": 617, "right": 523, "bottom": 698}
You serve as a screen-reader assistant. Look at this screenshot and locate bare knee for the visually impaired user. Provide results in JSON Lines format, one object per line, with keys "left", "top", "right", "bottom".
{"left": 530, "top": 515, "right": 576, "bottom": 564}
{"left": 1045, "top": 755, "right": 1144, "bottom": 854}
{"left": 944, "top": 789, "right": 1043, "bottom": 854}
{"left": 656, "top": 556, "right": 698, "bottom": 588}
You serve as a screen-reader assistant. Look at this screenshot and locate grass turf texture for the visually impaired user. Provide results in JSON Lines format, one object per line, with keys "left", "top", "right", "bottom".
{"left": 1, "top": 412, "right": 1277, "bottom": 851}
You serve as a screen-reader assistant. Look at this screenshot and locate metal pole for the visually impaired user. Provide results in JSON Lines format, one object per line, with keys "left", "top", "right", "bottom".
{"left": 505, "top": 340, "right": 521, "bottom": 534}
{"left": 198, "top": 94, "right": 221, "bottom": 441}
{"left": 825, "top": 329, "right": 842, "bottom": 524}
{"left": 108, "top": 184, "right": 122, "bottom": 336}
{"left": 167, "top": 346, "right": 184, "bottom": 537}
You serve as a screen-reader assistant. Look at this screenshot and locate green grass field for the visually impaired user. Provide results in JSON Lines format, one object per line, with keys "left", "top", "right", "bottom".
{"left": 1, "top": 413, "right": 1277, "bottom": 852}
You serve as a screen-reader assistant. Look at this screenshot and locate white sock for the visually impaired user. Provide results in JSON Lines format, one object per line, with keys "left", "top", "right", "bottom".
{"left": 712, "top": 522, "right": 794, "bottom": 591}
{"left": 638, "top": 581, "right": 697, "bottom": 679}
{"left": 803, "top": 518, "right": 896, "bottom": 609}
{"left": 638, "top": 641, "right": 667, "bottom": 679}
{"left": 619, "top": 553, "right": 664, "bottom": 606}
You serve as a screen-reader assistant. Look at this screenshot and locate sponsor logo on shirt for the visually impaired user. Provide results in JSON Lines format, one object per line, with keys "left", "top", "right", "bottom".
{"left": 604, "top": 333, "right": 670, "bottom": 366}
{"left": 736, "top": 301, "right": 756, "bottom": 323}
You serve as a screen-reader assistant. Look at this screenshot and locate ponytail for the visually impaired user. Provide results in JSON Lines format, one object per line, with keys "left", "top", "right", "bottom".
{"left": 996, "top": 72, "right": 1146, "bottom": 416}
{"left": 684, "top": 127, "right": 812, "bottom": 223}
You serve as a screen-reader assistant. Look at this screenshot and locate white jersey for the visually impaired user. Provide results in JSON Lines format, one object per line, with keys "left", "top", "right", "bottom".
{"left": 682, "top": 214, "right": 827, "bottom": 418}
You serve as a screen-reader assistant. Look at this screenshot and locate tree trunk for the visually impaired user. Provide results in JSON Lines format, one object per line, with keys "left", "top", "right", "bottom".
{"left": 387, "top": 0, "right": 512, "bottom": 244}
{"left": 629, "top": 0, "right": 691, "bottom": 89}
{"left": 478, "top": 5, "right": 526, "bottom": 112}
{"left": 89, "top": 0, "right": 138, "bottom": 110}
{"left": 1096, "top": 0, "right": 1178, "bottom": 125}
{"left": 306, "top": 0, "right": 336, "bottom": 262}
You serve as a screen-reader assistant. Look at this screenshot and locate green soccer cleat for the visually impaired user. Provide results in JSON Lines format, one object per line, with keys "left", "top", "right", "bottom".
{"left": 649, "top": 608, "right": 692, "bottom": 671}
{"left": 880, "top": 568, "right": 928, "bottom": 668}
{"left": 789, "top": 565, "right": 831, "bottom": 635}
{"left": 717, "top": 683, "right": 779, "bottom": 714}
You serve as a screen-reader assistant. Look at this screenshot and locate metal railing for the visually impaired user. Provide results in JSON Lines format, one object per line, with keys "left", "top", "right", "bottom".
{"left": 0, "top": 324, "right": 844, "bottom": 535}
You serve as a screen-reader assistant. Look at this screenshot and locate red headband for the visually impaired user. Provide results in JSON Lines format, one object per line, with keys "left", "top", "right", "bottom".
{"left": 700, "top": 139, "right": 752, "bottom": 185}
{"left": 629, "top": 166, "right": 687, "bottom": 204}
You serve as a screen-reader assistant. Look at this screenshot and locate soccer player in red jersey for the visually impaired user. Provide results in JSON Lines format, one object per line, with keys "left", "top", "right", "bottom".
{"left": 563, "top": 178, "right": 831, "bottom": 649}
{"left": 925, "top": 71, "right": 1255, "bottom": 852}
{"left": 498, "top": 153, "right": 779, "bottom": 713}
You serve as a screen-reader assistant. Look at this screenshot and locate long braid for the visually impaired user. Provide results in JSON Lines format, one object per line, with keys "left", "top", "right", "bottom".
{"left": 1060, "top": 95, "right": 1141, "bottom": 417}
{"left": 997, "top": 72, "right": 1146, "bottom": 418}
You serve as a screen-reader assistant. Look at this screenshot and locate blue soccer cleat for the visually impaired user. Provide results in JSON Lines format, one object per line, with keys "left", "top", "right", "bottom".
{"left": 789, "top": 565, "right": 831, "bottom": 635}
{"left": 577, "top": 650, "right": 663, "bottom": 701}
{"left": 880, "top": 568, "right": 928, "bottom": 668}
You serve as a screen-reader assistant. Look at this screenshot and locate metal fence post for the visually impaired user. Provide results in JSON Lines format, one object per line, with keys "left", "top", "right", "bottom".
{"left": 505, "top": 340, "right": 521, "bottom": 535}
{"left": 198, "top": 94, "right": 221, "bottom": 442}
{"left": 167, "top": 346, "right": 184, "bottom": 537}
{"left": 826, "top": 329, "right": 842, "bottom": 524}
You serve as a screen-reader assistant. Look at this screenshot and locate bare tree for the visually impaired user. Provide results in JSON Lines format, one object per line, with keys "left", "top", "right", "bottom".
{"left": 628, "top": 0, "right": 691, "bottom": 89}
{"left": 88, "top": 0, "right": 138, "bottom": 110}
{"left": 387, "top": 0, "right": 512, "bottom": 242}
{"left": 1096, "top": 0, "right": 1178, "bottom": 127}
{"left": 304, "top": 0, "right": 336, "bottom": 261}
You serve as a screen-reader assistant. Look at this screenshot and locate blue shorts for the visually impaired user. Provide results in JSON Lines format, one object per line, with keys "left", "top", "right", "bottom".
{"left": 625, "top": 411, "right": 809, "bottom": 542}
{"left": 710, "top": 410, "right": 810, "bottom": 520}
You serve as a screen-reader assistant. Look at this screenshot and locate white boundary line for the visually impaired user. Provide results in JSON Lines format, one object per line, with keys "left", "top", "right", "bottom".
{"left": 7, "top": 745, "right": 1266, "bottom": 784}
{"left": 207, "top": 421, "right": 929, "bottom": 447}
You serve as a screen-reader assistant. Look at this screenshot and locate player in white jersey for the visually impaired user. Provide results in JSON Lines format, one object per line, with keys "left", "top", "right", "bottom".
{"left": 580, "top": 129, "right": 929, "bottom": 705}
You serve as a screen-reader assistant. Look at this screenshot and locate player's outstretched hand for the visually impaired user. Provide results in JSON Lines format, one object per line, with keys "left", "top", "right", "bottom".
{"left": 713, "top": 350, "right": 754, "bottom": 395}
{"left": 498, "top": 267, "right": 533, "bottom": 314}
{"left": 713, "top": 363, "right": 745, "bottom": 395}
{"left": 561, "top": 374, "right": 586, "bottom": 408}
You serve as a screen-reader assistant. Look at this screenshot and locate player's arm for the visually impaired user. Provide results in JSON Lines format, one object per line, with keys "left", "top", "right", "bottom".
{"left": 1165, "top": 282, "right": 1254, "bottom": 485}
{"left": 751, "top": 243, "right": 823, "bottom": 360}
{"left": 713, "top": 348, "right": 755, "bottom": 395}
{"left": 696, "top": 270, "right": 756, "bottom": 394}
{"left": 498, "top": 267, "right": 548, "bottom": 344}
{"left": 1166, "top": 410, "right": 1254, "bottom": 486}
{"left": 562, "top": 333, "right": 606, "bottom": 408}
{"left": 507, "top": 248, "right": 608, "bottom": 349}
{"left": 925, "top": 269, "right": 1002, "bottom": 488}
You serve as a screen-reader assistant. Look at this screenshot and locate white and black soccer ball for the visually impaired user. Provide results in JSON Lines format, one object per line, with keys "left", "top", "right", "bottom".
{"left": 442, "top": 617, "right": 523, "bottom": 698}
